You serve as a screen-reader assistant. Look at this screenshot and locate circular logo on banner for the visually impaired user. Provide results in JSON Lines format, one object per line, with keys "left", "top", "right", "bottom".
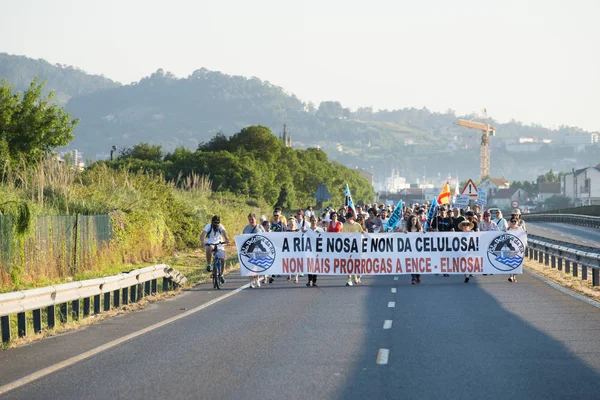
{"left": 511, "top": 200, "right": 520, "bottom": 208}
{"left": 239, "top": 235, "right": 276, "bottom": 273}
{"left": 487, "top": 234, "right": 525, "bottom": 271}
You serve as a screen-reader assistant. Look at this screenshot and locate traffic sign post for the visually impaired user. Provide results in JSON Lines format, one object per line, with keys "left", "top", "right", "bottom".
{"left": 461, "top": 179, "right": 478, "bottom": 198}
{"left": 511, "top": 200, "right": 520, "bottom": 209}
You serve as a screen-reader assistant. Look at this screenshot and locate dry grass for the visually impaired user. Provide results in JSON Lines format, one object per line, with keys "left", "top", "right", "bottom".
{"left": 524, "top": 260, "right": 600, "bottom": 303}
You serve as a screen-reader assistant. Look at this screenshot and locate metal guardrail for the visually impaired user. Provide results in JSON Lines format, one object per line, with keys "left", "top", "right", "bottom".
{"left": 0, "top": 264, "right": 187, "bottom": 344}
{"left": 525, "top": 237, "right": 600, "bottom": 287}
{"left": 523, "top": 213, "right": 600, "bottom": 228}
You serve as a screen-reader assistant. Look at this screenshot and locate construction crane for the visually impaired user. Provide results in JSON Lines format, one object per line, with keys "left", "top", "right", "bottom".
{"left": 456, "top": 115, "right": 496, "bottom": 180}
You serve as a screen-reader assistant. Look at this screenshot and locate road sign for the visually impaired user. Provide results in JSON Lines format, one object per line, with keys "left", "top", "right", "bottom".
{"left": 461, "top": 179, "right": 478, "bottom": 198}
{"left": 511, "top": 200, "right": 520, "bottom": 209}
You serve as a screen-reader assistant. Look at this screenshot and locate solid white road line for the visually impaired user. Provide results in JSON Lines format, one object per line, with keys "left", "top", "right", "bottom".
{"left": 383, "top": 320, "right": 393, "bottom": 329}
{"left": 388, "top": 301, "right": 395, "bottom": 308}
{"left": 391, "top": 288, "right": 397, "bottom": 293}
{"left": 0, "top": 283, "right": 251, "bottom": 396}
{"left": 376, "top": 349, "right": 390, "bottom": 365}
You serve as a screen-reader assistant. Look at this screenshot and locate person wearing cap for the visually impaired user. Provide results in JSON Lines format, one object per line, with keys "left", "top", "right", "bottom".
{"left": 457, "top": 219, "right": 475, "bottom": 283}
{"left": 342, "top": 211, "right": 364, "bottom": 286}
{"left": 243, "top": 213, "right": 265, "bottom": 288}
{"left": 511, "top": 208, "right": 526, "bottom": 231}
{"left": 479, "top": 211, "right": 498, "bottom": 231}
{"left": 200, "top": 215, "right": 229, "bottom": 284}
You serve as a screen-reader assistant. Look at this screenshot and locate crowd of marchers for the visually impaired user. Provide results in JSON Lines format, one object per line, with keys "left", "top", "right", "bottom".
{"left": 240, "top": 201, "right": 527, "bottom": 288}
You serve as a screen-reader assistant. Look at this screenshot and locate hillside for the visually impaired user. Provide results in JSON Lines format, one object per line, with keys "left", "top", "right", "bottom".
{"left": 0, "top": 53, "right": 120, "bottom": 103}
{"left": 1, "top": 53, "right": 597, "bottom": 182}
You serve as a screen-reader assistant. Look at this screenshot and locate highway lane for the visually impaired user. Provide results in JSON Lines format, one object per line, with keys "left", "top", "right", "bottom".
{"left": 525, "top": 222, "right": 600, "bottom": 249}
{"left": 3, "top": 272, "right": 600, "bottom": 399}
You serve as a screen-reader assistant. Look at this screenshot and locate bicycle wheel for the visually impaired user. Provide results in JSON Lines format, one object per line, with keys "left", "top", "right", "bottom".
{"left": 213, "top": 260, "right": 220, "bottom": 290}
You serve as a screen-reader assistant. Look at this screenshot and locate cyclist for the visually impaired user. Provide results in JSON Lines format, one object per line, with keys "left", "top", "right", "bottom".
{"left": 200, "top": 215, "right": 229, "bottom": 284}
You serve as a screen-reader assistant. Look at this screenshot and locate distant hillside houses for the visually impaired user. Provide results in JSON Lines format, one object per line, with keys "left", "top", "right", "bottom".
{"left": 561, "top": 165, "right": 600, "bottom": 206}
{"left": 504, "top": 133, "right": 598, "bottom": 153}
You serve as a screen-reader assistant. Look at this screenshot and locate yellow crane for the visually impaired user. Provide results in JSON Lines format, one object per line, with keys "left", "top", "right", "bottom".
{"left": 456, "top": 116, "right": 496, "bottom": 180}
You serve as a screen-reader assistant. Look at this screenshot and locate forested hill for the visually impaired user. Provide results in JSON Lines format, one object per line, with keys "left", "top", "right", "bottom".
{"left": 0, "top": 53, "right": 120, "bottom": 103}
{"left": 1, "top": 53, "right": 596, "bottom": 181}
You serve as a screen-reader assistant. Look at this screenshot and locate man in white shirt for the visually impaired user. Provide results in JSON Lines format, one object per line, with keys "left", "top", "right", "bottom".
{"left": 200, "top": 215, "right": 230, "bottom": 284}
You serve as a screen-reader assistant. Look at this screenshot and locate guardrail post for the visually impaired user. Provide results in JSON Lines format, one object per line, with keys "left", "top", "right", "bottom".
{"left": 564, "top": 259, "right": 570, "bottom": 273}
{"left": 113, "top": 290, "right": 120, "bottom": 308}
{"left": 551, "top": 256, "right": 556, "bottom": 269}
{"left": 47, "top": 305, "right": 56, "bottom": 329}
{"left": 17, "top": 312, "right": 26, "bottom": 338}
{"left": 162, "top": 277, "right": 169, "bottom": 292}
{"left": 59, "top": 303, "right": 68, "bottom": 324}
{"left": 122, "top": 287, "right": 129, "bottom": 305}
{"left": 571, "top": 262, "right": 577, "bottom": 277}
{"left": 83, "top": 297, "right": 91, "bottom": 317}
{"left": 94, "top": 294, "right": 101, "bottom": 314}
{"left": 544, "top": 253, "right": 550, "bottom": 266}
{"left": 1, "top": 316, "right": 11, "bottom": 343}
{"left": 104, "top": 292, "right": 111, "bottom": 312}
{"left": 151, "top": 279, "right": 157, "bottom": 294}
{"left": 533, "top": 250, "right": 538, "bottom": 262}
{"left": 72, "top": 300, "right": 80, "bottom": 321}
{"left": 593, "top": 269, "right": 599, "bottom": 287}
{"left": 33, "top": 309, "right": 42, "bottom": 333}
{"left": 581, "top": 265, "right": 588, "bottom": 281}
{"left": 557, "top": 258, "right": 562, "bottom": 271}
{"left": 130, "top": 284, "right": 137, "bottom": 303}
{"left": 144, "top": 281, "right": 151, "bottom": 297}
{"left": 137, "top": 283, "right": 143, "bottom": 301}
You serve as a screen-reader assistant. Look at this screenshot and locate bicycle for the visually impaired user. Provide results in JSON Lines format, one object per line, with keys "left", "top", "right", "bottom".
{"left": 207, "top": 242, "right": 226, "bottom": 289}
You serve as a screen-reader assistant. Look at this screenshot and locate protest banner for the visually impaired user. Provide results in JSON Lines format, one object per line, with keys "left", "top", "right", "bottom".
{"left": 477, "top": 188, "right": 487, "bottom": 206}
{"left": 383, "top": 200, "right": 403, "bottom": 232}
{"left": 236, "top": 231, "right": 527, "bottom": 276}
{"left": 454, "top": 194, "right": 469, "bottom": 209}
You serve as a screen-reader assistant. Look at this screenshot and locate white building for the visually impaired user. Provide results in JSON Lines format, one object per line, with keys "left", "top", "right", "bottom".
{"left": 490, "top": 188, "right": 528, "bottom": 210}
{"left": 478, "top": 177, "right": 510, "bottom": 198}
{"left": 561, "top": 165, "right": 600, "bottom": 206}
{"left": 376, "top": 169, "right": 410, "bottom": 193}
{"left": 538, "top": 182, "right": 561, "bottom": 204}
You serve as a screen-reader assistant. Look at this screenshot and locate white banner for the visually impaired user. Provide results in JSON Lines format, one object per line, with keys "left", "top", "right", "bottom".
{"left": 235, "top": 231, "right": 527, "bottom": 276}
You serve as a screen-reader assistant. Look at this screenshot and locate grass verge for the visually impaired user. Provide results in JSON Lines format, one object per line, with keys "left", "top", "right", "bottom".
{"left": 524, "top": 260, "right": 600, "bottom": 303}
{"left": 1, "top": 248, "right": 241, "bottom": 350}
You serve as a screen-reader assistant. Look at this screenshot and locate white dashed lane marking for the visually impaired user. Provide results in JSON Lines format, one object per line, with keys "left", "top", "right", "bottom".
{"left": 376, "top": 349, "right": 390, "bottom": 365}
{"left": 393, "top": 277, "right": 398, "bottom": 281}
{"left": 383, "top": 320, "right": 393, "bottom": 329}
{"left": 388, "top": 302, "right": 395, "bottom": 308}
{"left": 391, "top": 288, "right": 397, "bottom": 293}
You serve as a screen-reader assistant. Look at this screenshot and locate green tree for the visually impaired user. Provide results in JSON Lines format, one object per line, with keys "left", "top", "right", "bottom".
{"left": 119, "top": 142, "right": 164, "bottom": 162}
{"left": 0, "top": 78, "right": 78, "bottom": 165}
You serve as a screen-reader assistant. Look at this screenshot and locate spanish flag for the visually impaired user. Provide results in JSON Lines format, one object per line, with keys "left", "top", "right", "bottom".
{"left": 437, "top": 181, "right": 451, "bottom": 205}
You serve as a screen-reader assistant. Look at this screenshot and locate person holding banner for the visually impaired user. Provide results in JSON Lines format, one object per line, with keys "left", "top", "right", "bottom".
{"left": 243, "top": 213, "right": 266, "bottom": 288}
{"left": 507, "top": 216, "right": 526, "bottom": 283}
{"left": 457, "top": 220, "right": 476, "bottom": 283}
{"left": 306, "top": 215, "right": 324, "bottom": 287}
{"left": 342, "top": 211, "right": 364, "bottom": 286}
{"left": 365, "top": 208, "right": 384, "bottom": 233}
{"left": 327, "top": 211, "right": 343, "bottom": 232}
{"left": 405, "top": 215, "right": 423, "bottom": 284}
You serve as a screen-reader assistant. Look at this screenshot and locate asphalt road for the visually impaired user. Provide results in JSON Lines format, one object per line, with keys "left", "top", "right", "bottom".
{"left": 1, "top": 271, "right": 600, "bottom": 399}
{"left": 525, "top": 222, "right": 600, "bottom": 249}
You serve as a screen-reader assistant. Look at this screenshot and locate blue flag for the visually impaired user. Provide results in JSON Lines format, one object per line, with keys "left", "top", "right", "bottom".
{"left": 384, "top": 200, "right": 403, "bottom": 232}
{"left": 345, "top": 184, "right": 356, "bottom": 216}
{"left": 424, "top": 197, "right": 438, "bottom": 231}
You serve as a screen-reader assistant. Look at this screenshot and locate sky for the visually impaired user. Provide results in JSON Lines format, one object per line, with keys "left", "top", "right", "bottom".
{"left": 1, "top": 0, "right": 599, "bottom": 131}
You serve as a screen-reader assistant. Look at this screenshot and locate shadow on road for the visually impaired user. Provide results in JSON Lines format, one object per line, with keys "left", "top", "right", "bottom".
{"left": 338, "top": 274, "right": 600, "bottom": 399}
